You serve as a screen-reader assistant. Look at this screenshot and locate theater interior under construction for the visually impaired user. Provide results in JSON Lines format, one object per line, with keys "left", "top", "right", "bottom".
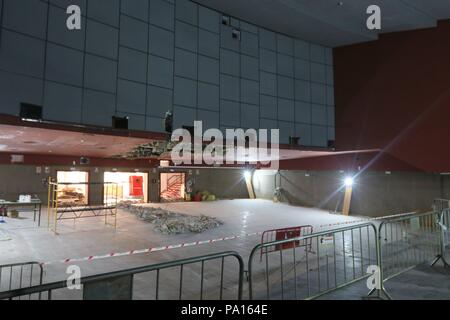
{"left": 0, "top": 0, "right": 449, "bottom": 301}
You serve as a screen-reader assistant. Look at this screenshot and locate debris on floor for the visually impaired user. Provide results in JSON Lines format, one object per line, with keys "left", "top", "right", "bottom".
{"left": 118, "top": 202, "right": 223, "bottom": 234}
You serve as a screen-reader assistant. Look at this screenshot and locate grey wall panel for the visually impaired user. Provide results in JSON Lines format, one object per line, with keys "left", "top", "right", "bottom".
{"left": 296, "top": 124, "right": 312, "bottom": 145}
{"left": 198, "top": 55, "right": 219, "bottom": 85}
{"left": 240, "top": 21, "right": 258, "bottom": 34}
{"left": 148, "top": 55, "right": 173, "bottom": 89}
{"left": 0, "top": 30, "right": 45, "bottom": 78}
{"left": 87, "top": 0, "right": 120, "bottom": 27}
{"left": 328, "top": 127, "right": 335, "bottom": 140}
{"left": 45, "top": 43, "right": 84, "bottom": 87}
{"left": 173, "top": 104, "right": 195, "bottom": 128}
{"left": 259, "top": 29, "right": 276, "bottom": 50}
{"left": 277, "top": 76, "right": 294, "bottom": 100}
{"left": 49, "top": 0, "right": 87, "bottom": 11}
{"left": 220, "top": 100, "right": 240, "bottom": 126}
{"left": 310, "top": 83, "right": 327, "bottom": 105}
{"left": 176, "top": 0, "right": 198, "bottom": 25}
{"left": 118, "top": 47, "right": 147, "bottom": 83}
{"left": 149, "top": 25, "right": 174, "bottom": 59}
{"left": 260, "top": 95, "right": 277, "bottom": 120}
{"left": 259, "top": 72, "right": 276, "bottom": 96}
{"left": 175, "top": 21, "right": 197, "bottom": 52}
{"left": 86, "top": 19, "right": 119, "bottom": 60}
{"left": 295, "top": 101, "right": 311, "bottom": 124}
{"left": 277, "top": 54, "right": 294, "bottom": 77}
{"left": 174, "top": 48, "right": 197, "bottom": 79}
{"left": 259, "top": 49, "right": 276, "bottom": 73}
{"left": 311, "top": 104, "right": 327, "bottom": 126}
{"left": 199, "top": 29, "right": 219, "bottom": 58}
{"left": 198, "top": 82, "right": 219, "bottom": 111}
{"left": 198, "top": 5, "right": 220, "bottom": 33}
{"left": 278, "top": 98, "right": 294, "bottom": 122}
{"left": 311, "top": 62, "right": 326, "bottom": 84}
{"left": 82, "top": 89, "right": 116, "bottom": 127}
{"left": 278, "top": 121, "right": 294, "bottom": 143}
{"left": 327, "top": 106, "right": 335, "bottom": 127}
{"left": 121, "top": 0, "right": 149, "bottom": 22}
{"left": 220, "top": 49, "right": 240, "bottom": 77}
{"left": 277, "top": 34, "right": 294, "bottom": 56}
{"left": 150, "top": 0, "right": 174, "bottom": 30}
{"left": 84, "top": 54, "right": 117, "bottom": 93}
{"left": 294, "top": 39, "right": 310, "bottom": 60}
{"left": 146, "top": 116, "right": 166, "bottom": 132}
{"left": 43, "top": 82, "right": 82, "bottom": 123}
{"left": 120, "top": 15, "right": 148, "bottom": 52}
{"left": 240, "top": 79, "right": 259, "bottom": 105}
{"left": 147, "top": 85, "right": 173, "bottom": 117}
{"left": 198, "top": 109, "right": 219, "bottom": 129}
{"left": 311, "top": 125, "right": 327, "bottom": 147}
{"left": 325, "top": 47, "right": 333, "bottom": 65}
{"left": 174, "top": 76, "right": 197, "bottom": 107}
{"left": 241, "top": 103, "right": 259, "bottom": 129}
{"left": 295, "top": 80, "right": 311, "bottom": 102}
{"left": 326, "top": 85, "right": 335, "bottom": 106}
{"left": 3, "top": 0, "right": 48, "bottom": 39}
{"left": 0, "top": 71, "right": 43, "bottom": 115}
{"left": 117, "top": 79, "right": 146, "bottom": 115}
{"left": 240, "top": 55, "right": 259, "bottom": 81}
{"left": 294, "top": 59, "right": 310, "bottom": 81}
{"left": 220, "top": 74, "right": 239, "bottom": 102}
{"left": 240, "top": 31, "right": 258, "bottom": 57}
{"left": 310, "top": 44, "right": 326, "bottom": 64}
{"left": 326, "top": 65, "right": 334, "bottom": 85}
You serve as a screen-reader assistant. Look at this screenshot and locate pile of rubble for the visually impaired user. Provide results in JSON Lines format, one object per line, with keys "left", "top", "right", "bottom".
{"left": 118, "top": 201, "right": 223, "bottom": 234}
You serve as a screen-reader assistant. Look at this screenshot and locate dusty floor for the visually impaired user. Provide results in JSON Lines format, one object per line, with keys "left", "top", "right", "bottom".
{"left": 0, "top": 199, "right": 448, "bottom": 299}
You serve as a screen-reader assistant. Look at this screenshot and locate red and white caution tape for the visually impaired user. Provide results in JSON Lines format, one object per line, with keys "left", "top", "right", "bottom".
{"left": 40, "top": 212, "right": 418, "bottom": 266}
{"left": 318, "top": 211, "right": 417, "bottom": 229}
{"left": 40, "top": 231, "right": 263, "bottom": 266}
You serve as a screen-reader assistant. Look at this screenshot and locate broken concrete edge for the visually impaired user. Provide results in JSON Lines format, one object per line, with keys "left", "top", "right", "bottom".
{"left": 118, "top": 201, "right": 224, "bottom": 235}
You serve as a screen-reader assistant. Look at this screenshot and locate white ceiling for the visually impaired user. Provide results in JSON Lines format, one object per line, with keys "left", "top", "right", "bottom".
{"left": 193, "top": 0, "right": 450, "bottom": 47}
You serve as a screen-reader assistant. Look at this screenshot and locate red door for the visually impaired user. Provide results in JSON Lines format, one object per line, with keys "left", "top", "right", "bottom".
{"left": 129, "top": 176, "right": 143, "bottom": 196}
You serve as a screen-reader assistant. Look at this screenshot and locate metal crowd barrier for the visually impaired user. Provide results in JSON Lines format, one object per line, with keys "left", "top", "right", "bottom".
{"left": 432, "top": 198, "right": 449, "bottom": 214}
{"left": 441, "top": 208, "right": 450, "bottom": 246}
{"left": 0, "top": 262, "right": 43, "bottom": 299}
{"left": 377, "top": 211, "right": 441, "bottom": 281}
{"left": 0, "top": 251, "right": 244, "bottom": 300}
{"left": 248, "top": 223, "right": 378, "bottom": 300}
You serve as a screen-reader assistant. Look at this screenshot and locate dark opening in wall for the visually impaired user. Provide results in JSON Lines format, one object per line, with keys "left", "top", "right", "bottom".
{"left": 112, "top": 116, "right": 129, "bottom": 129}
{"left": 232, "top": 29, "right": 241, "bottom": 41}
{"left": 328, "top": 140, "right": 335, "bottom": 149}
{"left": 20, "top": 103, "right": 42, "bottom": 121}
{"left": 222, "top": 15, "right": 230, "bottom": 26}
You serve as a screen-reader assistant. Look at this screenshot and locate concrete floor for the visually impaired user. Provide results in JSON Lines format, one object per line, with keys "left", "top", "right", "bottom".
{"left": 0, "top": 199, "right": 448, "bottom": 299}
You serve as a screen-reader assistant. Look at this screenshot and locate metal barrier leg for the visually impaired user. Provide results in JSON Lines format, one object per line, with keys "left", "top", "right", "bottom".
{"left": 430, "top": 213, "right": 450, "bottom": 268}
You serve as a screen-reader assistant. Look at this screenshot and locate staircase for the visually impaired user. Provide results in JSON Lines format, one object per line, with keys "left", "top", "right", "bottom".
{"left": 160, "top": 175, "right": 183, "bottom": 202}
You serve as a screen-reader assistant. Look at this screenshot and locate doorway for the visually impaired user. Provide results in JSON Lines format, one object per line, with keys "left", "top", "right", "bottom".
{"left": 104, "top": 172, "right": 149, "bottom": 204}
{"left": 56, "top": 171, "right": 89, "bottom": 206}
{"left": 160, "top": 172, "right": 186, "bottom": 202}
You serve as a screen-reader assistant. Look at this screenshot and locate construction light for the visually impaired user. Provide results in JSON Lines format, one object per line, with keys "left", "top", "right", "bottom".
{"left": 344, "top": 176, "right": 354, "bottom": 187}
{"left": 244, "top": 171, "right": 252, "bottom": 179}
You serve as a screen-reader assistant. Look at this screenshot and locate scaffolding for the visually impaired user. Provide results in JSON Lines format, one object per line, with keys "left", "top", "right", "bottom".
{"left": 47, "top": 178, "right": 118, "bottom": 235}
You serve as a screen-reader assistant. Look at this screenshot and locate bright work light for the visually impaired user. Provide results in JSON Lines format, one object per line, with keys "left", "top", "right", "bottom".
{"left": 344, "top": 177, "right": 354, "bottom": 187}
